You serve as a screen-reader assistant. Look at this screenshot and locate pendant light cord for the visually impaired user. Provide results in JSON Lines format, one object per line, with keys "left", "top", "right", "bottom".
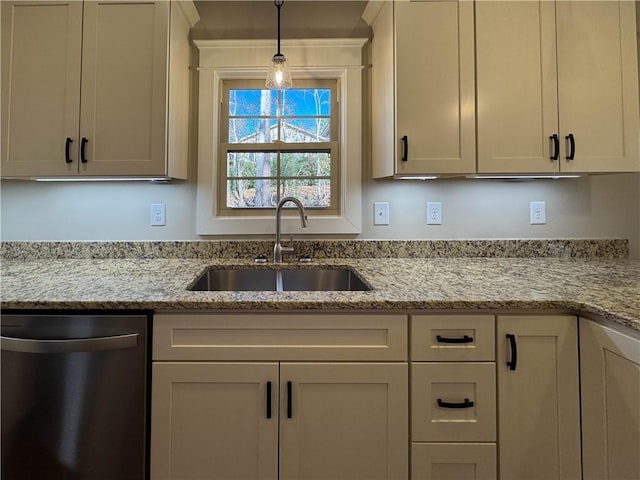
{"left": 275, "top": 0, "right": 283, "bottom": 56}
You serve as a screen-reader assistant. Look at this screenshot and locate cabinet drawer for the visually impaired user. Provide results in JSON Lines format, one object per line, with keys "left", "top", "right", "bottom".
{"left": 411, "top": 315, "right": 495, "bottom": 361}
{"left": 412, "top": 362, "right": 496, "bottom": 442}
{"left": 153, "top": 313, "right": 408, "bottom": 361}
{"left": 411, "top": 443, "right": 497, "bottom": 480}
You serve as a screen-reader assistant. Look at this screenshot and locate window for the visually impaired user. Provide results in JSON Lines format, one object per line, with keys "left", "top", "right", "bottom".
{"left": 195, "top": 39, "right": 365, "bottom": 235}
{"left": 220, "top": 79, "right": 339, "bottom": 215}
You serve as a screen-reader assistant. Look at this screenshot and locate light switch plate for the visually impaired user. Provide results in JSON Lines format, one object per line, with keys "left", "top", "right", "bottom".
{"left": 374, "top": 202, "right": 389, "bottom": 225}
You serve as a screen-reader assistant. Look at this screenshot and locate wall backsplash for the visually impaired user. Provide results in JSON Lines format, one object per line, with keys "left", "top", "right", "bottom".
{"left": 1, "top": 173, "right": 639, "bottom": 258}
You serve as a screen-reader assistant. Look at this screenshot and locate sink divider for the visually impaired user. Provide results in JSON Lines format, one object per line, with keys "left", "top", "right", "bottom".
{"left": 275, "top": 270, "right": 284, "bottom": 292}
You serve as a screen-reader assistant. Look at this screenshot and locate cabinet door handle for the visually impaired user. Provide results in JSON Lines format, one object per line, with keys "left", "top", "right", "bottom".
{"left": 266, "top": 381, "right": 272, "bottom": 419}
{"left": 80, "top": 137, "right": 88, "bottom": 163}
{"left": 436, "top": 334, "right": 473, "bottom": 344}
{"left": 565, "top": 133, "right": 575, "bottom": 160}
{"left": 437, "top": 398, "right": 475, "bottom": 409}
{"left": 65, "top": 137, "right": 73, "bottom": 164}
{"left": 286, "top": 381, "right": 293, "bottom": 419}
{"left": 401, "top": 135, "right": 408, "bottom": 162}
{"left": 506, "top": 333, "right": 517, "bottom": 371}
{"left": 550, "top": 134, "right": 559, "bottom": 160}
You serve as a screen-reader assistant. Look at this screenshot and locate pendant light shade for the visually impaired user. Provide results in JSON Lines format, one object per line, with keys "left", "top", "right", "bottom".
{"left": 266, "top": 53, "right": 292, "bottom": 90}
{"left": 266, "top": 0, "right": 292, "bottom": 90}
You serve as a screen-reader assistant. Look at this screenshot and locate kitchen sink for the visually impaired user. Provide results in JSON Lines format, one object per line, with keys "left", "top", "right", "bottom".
{"left": 188, "top": 267, "right": 371, "bottom": 292}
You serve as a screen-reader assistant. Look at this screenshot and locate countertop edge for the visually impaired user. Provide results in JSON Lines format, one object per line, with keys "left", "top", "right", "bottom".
{"left": 1, "top": 298, "right": 637, "bottom": 333}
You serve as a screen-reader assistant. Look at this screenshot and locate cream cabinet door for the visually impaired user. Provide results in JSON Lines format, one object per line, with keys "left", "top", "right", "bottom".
{"left": 556, "top": 1, "right": 640, "bottom": 173}
{"left": 79, "top": 0, "right": 169, "bottom": 176}
{"left": 394, "top": 0, "right": 475, "bottom": 176}
{"left": 151, "top": 362, "right": 278, "bottom": 480}
{"left": 580, "top": 319, "right": 640, "bottom": 480}
{"left": 477, "top": 0, "right": 640, "bottom": 174}
{"left": 497, "top": 315, "right": 581, "bottom": 480}
{"left": 279, "top": 362, "right": 408, "bottom": 480}
{"left": 1, "top": 1, "right": 82, "bottom": 176}
{"left": 476, "top": 1, "right": 559, "bottom": 174}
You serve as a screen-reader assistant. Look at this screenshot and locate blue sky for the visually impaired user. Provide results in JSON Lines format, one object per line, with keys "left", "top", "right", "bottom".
{"left": 230, "top": 88, "right": 330, "bottom": 117}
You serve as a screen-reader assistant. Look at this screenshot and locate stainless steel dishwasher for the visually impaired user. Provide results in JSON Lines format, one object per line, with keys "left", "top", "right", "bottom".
{"left": 1, "top": 312, "right": 150, "bottom": 480}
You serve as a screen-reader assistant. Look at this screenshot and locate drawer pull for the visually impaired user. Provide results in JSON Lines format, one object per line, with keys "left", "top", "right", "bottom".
{"left": 286, "top": 381, "right": 293, "bottom": 419}
{"left": 436, "top": 334, "right": 473, "bottom": 344}
{"left": 266, "top": 381, "right": 272, "bottom": 419}
{"left": 506, "top": 333, "right": 518, "bottom": 371}
{"left": 437, "top": 398, "right": 475, "bottom": 409}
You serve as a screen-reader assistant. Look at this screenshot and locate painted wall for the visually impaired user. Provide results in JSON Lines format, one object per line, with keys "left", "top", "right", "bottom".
{"left": 2, "top": 1, "right": 639, "bottom": 257}
{"left": 2, "top": 172, "right": 639, "bottom": 257}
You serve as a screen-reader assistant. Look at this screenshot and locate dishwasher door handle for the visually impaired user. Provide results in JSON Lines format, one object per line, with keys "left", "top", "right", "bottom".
{"left": 0, "top": 333, "right": 139, "bottom": 354}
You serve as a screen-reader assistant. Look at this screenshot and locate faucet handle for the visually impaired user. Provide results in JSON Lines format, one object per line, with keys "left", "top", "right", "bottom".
{"left": 280, "top": 235, "right": 295, "bottom": 254}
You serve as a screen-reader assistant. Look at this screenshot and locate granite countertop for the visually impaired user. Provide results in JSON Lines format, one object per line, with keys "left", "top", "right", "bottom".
{"left": 1, "top": 256, "right": 639, "bottom": 332}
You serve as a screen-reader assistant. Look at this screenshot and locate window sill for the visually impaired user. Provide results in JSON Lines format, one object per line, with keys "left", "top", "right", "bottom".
{"left": 196, "top": 215, "right": 360, "bottom": 236}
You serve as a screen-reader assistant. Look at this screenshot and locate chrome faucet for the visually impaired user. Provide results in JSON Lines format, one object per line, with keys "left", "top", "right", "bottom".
{"left": 274, "top": 196, "right": 307, "bottom": 263}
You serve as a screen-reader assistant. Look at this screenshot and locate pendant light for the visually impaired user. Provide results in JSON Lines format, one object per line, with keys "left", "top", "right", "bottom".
{"left": 266, "top": 0, "right": 292, "bottom": 90}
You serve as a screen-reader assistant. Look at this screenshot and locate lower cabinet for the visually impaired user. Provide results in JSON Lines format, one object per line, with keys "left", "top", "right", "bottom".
{"left": 151, "top": 362, "right": 279, "bottom": 479}
{"left": 410, "top": 315, "right": 497, "bottom": 480}
{"left": 497, "top": 315, "right": 581, "bottom": 480}
{"left": 279, "top": 363, "right": 407, "bottom": 480}
{"left": 152, "top": 361, "right": 407, "bottom": 480}
{"left": 150, "top": 313, "right": 409, "bottom": 480}
{"left": 580, "top": 318, "right": 640, "bottom": 480}
{"left": 150, "top": 312, "right": 637, "bottom": 480}
{"left": 410, "top": 314, "right": 581, "bottom": 480}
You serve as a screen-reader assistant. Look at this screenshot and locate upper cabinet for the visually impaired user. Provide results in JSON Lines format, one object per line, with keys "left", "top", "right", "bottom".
{"left": 0, "top": 0, "right": 199, "bottom": 179}
{"left": 365, "top": 0, "right": 640, "bottom": 177}
{"left": 476, "top": 0, "right": 640, "bottom": 174}
{"left": 362, "top": 0, "right": 476, "bottom": 178}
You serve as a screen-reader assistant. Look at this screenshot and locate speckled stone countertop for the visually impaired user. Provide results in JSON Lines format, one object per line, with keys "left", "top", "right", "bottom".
{"left": 1, "top": 238, "right": 629, "bottom": 260}
{"left": 2, "top": 256, "right": 639, "bottom": 332}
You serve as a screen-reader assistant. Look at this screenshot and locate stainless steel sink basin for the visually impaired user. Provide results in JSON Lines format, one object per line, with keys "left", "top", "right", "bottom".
{"left": 189, "top": 268, "right": 277, "bottom": 291}
{"left": 279, "top": 268, "right": 370, "bottom": 291}
{"left": 188, "top": 267, "right": 371, "bottom": 292}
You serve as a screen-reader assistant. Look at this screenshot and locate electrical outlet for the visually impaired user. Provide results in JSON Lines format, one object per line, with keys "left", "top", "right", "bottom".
{"left": 427, "top": 202, "right": 442, "bottom": 225}
{"left": 151, "top": 203, "right": 166, "bottom": 226}
{"left": 530, "top": 201, "right": 546, "bottom": 225}
{"left": 374, "top": 202, "right": 389, "bottom": 225}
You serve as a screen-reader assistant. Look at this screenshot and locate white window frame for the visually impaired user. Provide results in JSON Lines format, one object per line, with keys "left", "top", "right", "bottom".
{"left": 195, "top": 39, "right": 366, "bottom": 235}
{"left": 219, "top": 78, "right": 340, "bottom": 216}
